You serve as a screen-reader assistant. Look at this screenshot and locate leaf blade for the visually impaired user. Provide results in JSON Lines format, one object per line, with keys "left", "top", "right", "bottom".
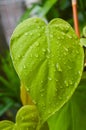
{"left": 10, "top": 17, "right": 84, "bottom": 126}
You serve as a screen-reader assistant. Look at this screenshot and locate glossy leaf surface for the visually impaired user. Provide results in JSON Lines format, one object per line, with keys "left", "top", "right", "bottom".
{"left": 10, "top": 17, "right": 84, "bottom": 125}
{"left": 48, "top": 72, "right": 86, "bottom": 130}
{"left": 0, "top": 120, "right": 14, "bottom": 130}
{"left": 14, "top": 105, "right": 39, "bottom": 130}
{"left": 0, "top": 105, "right": 39, "bottom": 130}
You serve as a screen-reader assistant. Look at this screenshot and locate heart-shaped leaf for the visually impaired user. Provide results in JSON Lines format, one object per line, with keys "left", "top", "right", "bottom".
{"left": 10, "top": 17, "right": 84, "bottom": 126}
{"left": 0, "top": 120, "right": 14, "bottom": 130}
{"left": 0, "top": 105, "right": 39, "bottom": 130}
{"left": 48, "top": 72, "right": 86, "bottom": 130}
{"left": 14, "top": 105, "right": 39, "bottom": 130}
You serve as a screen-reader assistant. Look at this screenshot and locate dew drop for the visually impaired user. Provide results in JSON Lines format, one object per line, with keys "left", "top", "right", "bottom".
{"left": 55, "top": 79, "right": 58, "bottom": 82}
{"left": 76, "top": 50, "right": 79, "bottom": 54}
{"left": 25, "top": 32, "right": 28, "bottom": 36}
{"left": 54, "top": 69, "right": 56, "bottom": 72}
{"left": 62, "top": 32, "right": 65, "bottom": 36}
{"left": 36, "top": 43, "right": 39, "bottom": 47}
{"left": 37, "top": 26, "right": 40, "bottom": 29}
{"left": 32, "top": 62, "right": 35, "bottom": 65}
{"left": 78, "top": 71, "right": 81, "bottom": 75}
{"left": 50, "top": 34, "right": 53, "bottom": 38}
{"left": 30, "top": 32, "right": 33, "bottom": 36}
{"left": 68, "top": 35, "right": 72, "bottom": 39}
{"left": 64, "top": 47, "right": 68, "bottom": 52}
{"left": 38, "top": 33, "right": 41, "bottom": 37}
{"left": 30, "top": 54, "right": 32, "bottom": 58}
{"left": 55, "top": 88, "right": 58, "bottom": 92}
{"left": 24, "top": 65, "right": 26, "bottom": 69}
{"left": 58, "top": 96, "right": 62, "bottom": 100}
{"left": 68, "top": 66, "right": 72, "bottom": 70}
{"left": 35, "top": 54, "right": 39, "bottom": 58}
{"left": 47, "top": 48, "right": 50, "bottom": 53}
{"left": 42, "top": 48, "right": 46, "bottom": 52}
{"left": 41, "top": 94, "right": 43, "bottom": 97}
{"left": 61, "top": 36, "right": 64, "bottom": 39}
{"left": 27, "top": 88, "right": 29, "bottom": 92}
{"left": 56, "top": 63, "right": 62, "bottom": 72}
{"left": 60, "top": 86, "right": 63, "bottom": 89}
{"left": 69, "top": 80, "right": 73, "bottom": 85}
{"left": 48, "top": 77, "right": 52, "bottom": 81}
{"left": 48, "top": 110, "right": 51, "bottom": 114}
{"left": 40, "top": 88, "right": 44, "bottom": 93}
{"left": 46, "top": 55, "right": 49, "bottom": 59}
{"left": 57, "top": 37, "right": 60, "bottom": 40}
{"left": 18, "top": 55, "right": 20, "bottom": 58}
{"left": 41, "top": 80, "right": 43, "bottom": 84}
{"left": 42, "top": 26, "right": 44, "bottom": 29}
{"left": 64, "top": 80, "right": 69, "bottom": 87}
{"left": 21, "top": 117, "right": 24, "bottom": 121}
{"left": 64, "top": 52, "right": 67, "bottom": 56}
{"left": 65, "top": 96, "right": 69, "bottom": 100}
{"left": 42, "top": 105, "right": 45, "bottom": 110}
{"left": 33, "top": 100, "right": 36, "bottom": 105}
{"left": 52, "top": 111, "right": 56, "bottom": 115}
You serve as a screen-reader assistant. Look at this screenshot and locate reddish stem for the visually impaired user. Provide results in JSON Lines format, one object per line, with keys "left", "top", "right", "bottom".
{"left": 72, "top": 0, "right": 80, "bottom": 38}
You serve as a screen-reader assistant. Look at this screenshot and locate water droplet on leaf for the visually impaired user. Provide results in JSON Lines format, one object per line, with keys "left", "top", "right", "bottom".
{"left": 47, "top": 48, "right": 50, "bottom": 53}
{"left": 35, "top": 54, "right": 39, "bottom": 58}
{"left": 64, "top": 80, "right": 69, "bottom": 87}
{"left": 24, "top": 65, "right": 26, "bottom": 69}
{"left": 56, "top": 63, "right": 62, "bottom": 72}
{"left": 58, "top": 96, "right": 62, "bottom": 100}
{"left": 18, "top": 55, "right": 20, "bottom": 58}
{"left": 27, "top": 88, "right": 29, "bottom": 92}
{"left": 50, "top": 34, "right": 53, "bottom": 38}
{"left": 37, "top": 26, "right": 40, "bottom": 29}
{"left": 30, "top": 32, "right": 33, "bottom": 36}
{"left": 33, "top": 100, "right": 36, "bottom": 105}
{"left": 36, "top": 43, "right": 39, "bottom": 47}
{"left": 48, "top": 77, "right": 52, "bottom": 81}
{"left": 64, "top": 47, "right": 68, "bottom": 52}
{"left": 25, "top": 32, "right": 28, "bottom": 36}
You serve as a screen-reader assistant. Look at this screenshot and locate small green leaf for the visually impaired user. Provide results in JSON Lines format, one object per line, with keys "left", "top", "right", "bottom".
{"left": 14, "top": 105, "right": 39, "bottom": 130}
{"left": 80, "top": 38, "right": 86, "bottom": 47}
{"left": 48, "top": 72, "right": 86, "bottom": 130}
{"left": 0, "top": 105, "right": 39, "bottom": 130}
{"left": 0, "top": 120, "right": 14, "bottom": 130}
{"left": 10, "top": 17, "right": 84, "bottom": 126}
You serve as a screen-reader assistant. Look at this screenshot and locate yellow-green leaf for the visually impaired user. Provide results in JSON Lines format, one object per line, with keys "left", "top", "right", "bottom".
{"left": 10, "top": 17, "right": 84, "bottom": 127}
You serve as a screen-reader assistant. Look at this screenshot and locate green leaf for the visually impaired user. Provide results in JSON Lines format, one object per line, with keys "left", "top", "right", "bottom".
{"left": 10, "top": 17, "right": 84, "bottom": 127}
{"left": 0, "top": 105, "right": 39, "bottom": 130}
{"left": 80, "top": 38, "right": 86, "bottom": 47}
{"left": 14, "top": 105, "right": 39, "bottom": 130}
{"left": 0, "top": 120, "right": 14, "bottom": 130}
{"left": 48, "top": 72, "right": 86, "bottom": 130}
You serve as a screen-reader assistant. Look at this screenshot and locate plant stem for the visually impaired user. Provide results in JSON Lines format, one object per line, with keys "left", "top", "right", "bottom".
{"left": 72, "top": 0, "right": 80, "bottom": 38}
